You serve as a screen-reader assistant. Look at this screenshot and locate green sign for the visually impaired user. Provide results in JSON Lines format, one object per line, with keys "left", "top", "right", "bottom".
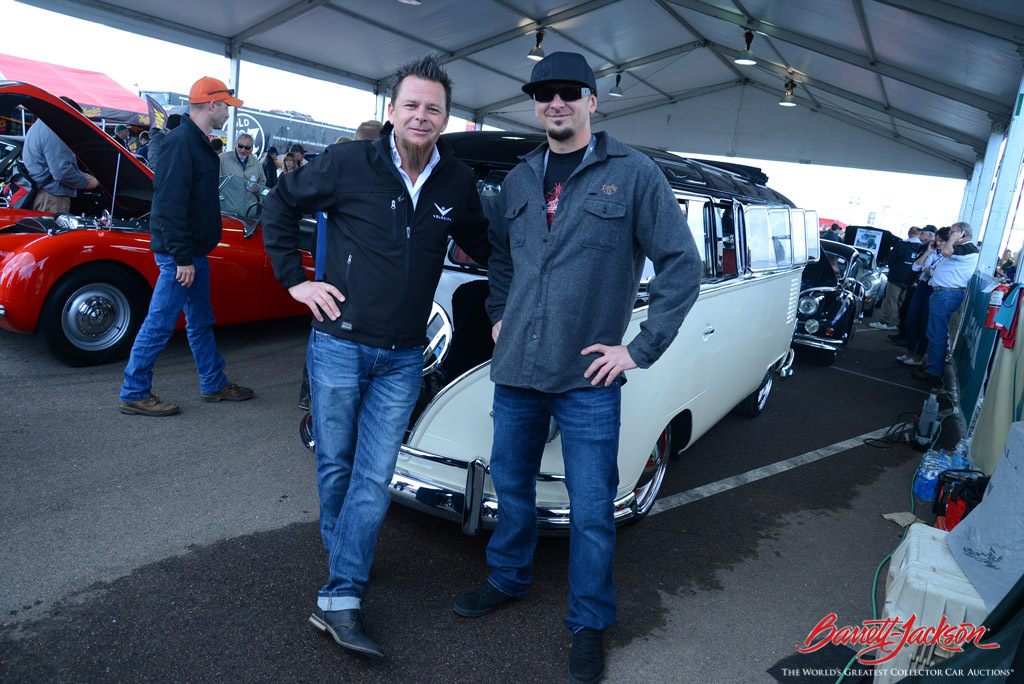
{"left": 954, "top": 273, "right": 1000, "bottom": 435}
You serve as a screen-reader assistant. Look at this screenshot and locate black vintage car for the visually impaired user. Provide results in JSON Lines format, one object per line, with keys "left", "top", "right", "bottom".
{"left": 792, "top": 240, "right": 866, "bottom": 365}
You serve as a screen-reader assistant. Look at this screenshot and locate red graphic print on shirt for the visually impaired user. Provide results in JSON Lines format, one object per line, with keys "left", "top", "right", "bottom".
{"left": 545, "top": 182, "right": 564, "bottom": 227}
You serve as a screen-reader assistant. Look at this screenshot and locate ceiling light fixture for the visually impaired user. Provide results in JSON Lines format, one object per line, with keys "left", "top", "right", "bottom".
{"left": 609, "top": 73, "right": 624, "bottom": 98}
{"left": 734, "top": 30, "right": 757, "bottom": 66}
{"left": 528, "top": 29, "right": 546, "bottom": 61}
{"left": 779, "top": 78, "right": 797, "bottom": 107}
{"left": 397, "top": 0, "right": 422, "bottom": 5}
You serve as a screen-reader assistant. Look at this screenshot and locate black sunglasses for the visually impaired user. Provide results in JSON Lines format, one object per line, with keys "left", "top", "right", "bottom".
{"left": 236, "top": 143, "right": 252, "bottom": 150}
{"left": 210, "top": 88, "right": 235, "bottom": 96}
{"left": 533, "top": 86, "right": 592, "bottom": 103}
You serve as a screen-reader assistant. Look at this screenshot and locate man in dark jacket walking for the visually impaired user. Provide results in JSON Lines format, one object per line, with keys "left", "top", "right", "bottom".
{"left": 119, "top": 77, "right": 254, "bottom": 417}
{"left": 452, "top": 52, "right": 702, "bottom": 684}
{"left": 262, "top": 54, "right": 489, "bottom": 660}
{"left": 262, "top": 146, "right": 279, "bottom": 189}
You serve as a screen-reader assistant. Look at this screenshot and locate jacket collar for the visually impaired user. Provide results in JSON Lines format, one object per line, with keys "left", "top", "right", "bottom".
{"left": 523, "top": 131, "right": 623, "bottom": 181}
{"left": 182, "top": 115, "right": 218, "bottom": 160}
{"left": 371, "top": 125, "right": 454, "bottom": 189}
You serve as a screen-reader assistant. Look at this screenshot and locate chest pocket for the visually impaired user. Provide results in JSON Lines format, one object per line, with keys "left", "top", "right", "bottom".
{"left": 505, "top": 199, "right": 529, "bottom": 248}
{"left": 580, "top": 198, "right": 626, "bottom": 251}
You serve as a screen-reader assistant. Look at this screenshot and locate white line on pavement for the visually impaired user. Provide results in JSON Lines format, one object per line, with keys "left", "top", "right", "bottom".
{"left": 649, "top": 426, "right": 892, "bottom": 517}
{"left": 830, "top": 366, "right": 932, "bottom": 396}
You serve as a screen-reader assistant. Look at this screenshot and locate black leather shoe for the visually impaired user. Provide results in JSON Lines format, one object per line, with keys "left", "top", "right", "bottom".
{"left": 309, "top": 608, "right": 384, "bottom": 659}
{"left": 453, "top": 581, "right": 519, "bottom": 617}
{"left": 569, "top": 627, "right": 604, "bottom": 684}
{"left": 912, "top": 368, "right": 943, "bottom": 384}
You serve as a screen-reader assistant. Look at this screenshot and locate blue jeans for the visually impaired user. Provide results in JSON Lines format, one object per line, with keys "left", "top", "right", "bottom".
{"left": 309, "top": 331, "right": 423, "bottom": 611}
{"left": 120, "top": 252, "right": 227, "bottom": 401}
{"left": 486, "top": 382, "right": 621, "bottom": 632}
{"left": 904, "top": 283, "right": 932, "bottom": 357}
{"left": 925, "top": 288, "right": 966, "bottom": 376}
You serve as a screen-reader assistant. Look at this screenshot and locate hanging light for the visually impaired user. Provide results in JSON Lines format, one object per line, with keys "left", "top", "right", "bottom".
{"left": 528, "top": 29, "right": 546, "bottom": 61}
{"left": 609, "top": 73, "right": 624, "bottom": 98}
{"left": 397, "top": 0, "right": 422, "bottom": 5}
{"left": 734, "top": 30, "right": 757, "bottom": 66}
{"left": 779, "top": 78, "right": 797, "bottom": 107}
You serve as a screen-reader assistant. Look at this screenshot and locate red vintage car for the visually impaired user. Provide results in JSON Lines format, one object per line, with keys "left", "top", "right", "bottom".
{"left": 0, "top": 82, "right": 313, "bottom": 365}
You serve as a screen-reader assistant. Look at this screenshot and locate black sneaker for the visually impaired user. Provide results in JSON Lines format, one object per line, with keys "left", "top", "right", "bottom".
{"left": 308, "top": 608, "right": 384, "bottom": 659}
{"left": 569, "top": 627, "right": 604, "bottom": 684}
{"left": 453, "top": 581, "right": 519, "bottom": 617}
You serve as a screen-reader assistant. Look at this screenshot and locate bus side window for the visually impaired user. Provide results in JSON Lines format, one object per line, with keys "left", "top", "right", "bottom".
{"left": 714, "top": 200, "right": 738, "bottom": 278}
{"left": 681, "top": 198, "right": 712, "bottom": 281}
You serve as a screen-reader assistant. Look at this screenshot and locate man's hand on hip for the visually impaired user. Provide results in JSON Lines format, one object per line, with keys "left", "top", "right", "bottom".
{"left": 175, "top": 264, "right": 195, "bottom": 287}
{"left": 289, "top": 280, "right": 345, "bottom": 322}
{"left": 492, "top": 320, "right": 502, "bottom": 344}
{"left": 581, "top": 344, "right": 637, "bottom": 386}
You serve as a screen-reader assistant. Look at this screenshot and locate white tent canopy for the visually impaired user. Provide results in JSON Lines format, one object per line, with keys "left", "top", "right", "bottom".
{"left": 18, "top": 0, "right": 1024, "bottom": 179}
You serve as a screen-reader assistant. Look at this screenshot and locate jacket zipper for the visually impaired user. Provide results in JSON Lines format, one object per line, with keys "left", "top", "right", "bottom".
{"left": 391, "top": 199, "right": 397, "bottom": 242}
{"left": 394, "top": 223, "right": 411, "bottom": 348}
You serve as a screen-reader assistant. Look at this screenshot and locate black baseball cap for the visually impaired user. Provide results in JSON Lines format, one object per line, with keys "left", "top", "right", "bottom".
{"left": 522, "top": 52, "right": 597, "bottom": 96}
{"left": 290, "top": 143, "right": 306, "bottom": 154}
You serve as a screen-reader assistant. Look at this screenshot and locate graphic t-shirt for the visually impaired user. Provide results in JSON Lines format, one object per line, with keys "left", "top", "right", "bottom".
{"left": 543, "top": 146, "right": 587, "bottom": 228}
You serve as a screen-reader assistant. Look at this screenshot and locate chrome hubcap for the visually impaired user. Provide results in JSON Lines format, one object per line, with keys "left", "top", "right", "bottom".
{"left": 757, "top": 373, "right": 773, "bottom": 410}
{"left": 61, "top": 284, "right": 131, "bottom": 351}
{"left": 633, "top": 428, "right": 670, "bottom": 515}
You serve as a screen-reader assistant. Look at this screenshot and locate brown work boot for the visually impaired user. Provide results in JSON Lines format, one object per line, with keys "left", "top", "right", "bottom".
{"left": 201, "top": 382, "right": 255, "bottom": 402}
{"left": 119, "top": 394, "right": 180, "bottom": 416}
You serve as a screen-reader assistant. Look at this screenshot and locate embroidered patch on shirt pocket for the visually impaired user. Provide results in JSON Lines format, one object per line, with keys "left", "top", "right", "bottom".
{"left": 580, "top": 199, "right": 626, "bottom": 250}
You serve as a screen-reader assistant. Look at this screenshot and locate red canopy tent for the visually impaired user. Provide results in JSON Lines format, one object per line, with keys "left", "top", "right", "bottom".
{"left": 0, "top": 53, "right": 148, "bottom": 126}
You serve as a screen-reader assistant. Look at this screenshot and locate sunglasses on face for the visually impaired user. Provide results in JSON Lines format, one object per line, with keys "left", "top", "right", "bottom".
{"left": 533, "top": 86, "right": 592, "bottom": 103}
{"left": 237, "top": 144, "right": 252, "bottom": 150}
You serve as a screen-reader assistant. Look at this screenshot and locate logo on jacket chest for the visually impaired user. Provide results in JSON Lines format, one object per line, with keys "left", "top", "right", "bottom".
{"left": 433, "top": 202, "right": 454, "bottom": 222}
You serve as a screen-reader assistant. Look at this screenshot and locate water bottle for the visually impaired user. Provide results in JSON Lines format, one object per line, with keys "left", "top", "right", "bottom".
{"left": 953, "top": 438, "right": 970, "bottom": 467}
{"left": 913, "top": 449, "right": 942, "bottom": 500}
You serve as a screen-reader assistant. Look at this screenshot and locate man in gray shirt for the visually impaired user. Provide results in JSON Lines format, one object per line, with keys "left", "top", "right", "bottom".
{"left": 22, "top": 97, "right": 98, "bottom": 213}
{"left": 453, "top": 52, "right": 702, "bottom": 684}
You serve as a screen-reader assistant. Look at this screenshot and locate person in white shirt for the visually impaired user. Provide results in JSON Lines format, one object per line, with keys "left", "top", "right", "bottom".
{"left": 912, "top": 222, "right": 979, "bottom": 383}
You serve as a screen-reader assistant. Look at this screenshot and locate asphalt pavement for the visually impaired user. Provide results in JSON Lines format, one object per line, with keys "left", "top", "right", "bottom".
{"left": 0, "top": 312, "right": 961, "bottom": 683}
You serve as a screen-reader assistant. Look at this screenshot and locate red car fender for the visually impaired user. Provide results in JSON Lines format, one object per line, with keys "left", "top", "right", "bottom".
{"left": 0, "top": 229, "right": 155, "bottom": 333}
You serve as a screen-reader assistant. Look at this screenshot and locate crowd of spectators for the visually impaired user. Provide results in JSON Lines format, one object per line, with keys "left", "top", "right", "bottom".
{"left": 864, "top": 222, "right": 982, "bottom": 388}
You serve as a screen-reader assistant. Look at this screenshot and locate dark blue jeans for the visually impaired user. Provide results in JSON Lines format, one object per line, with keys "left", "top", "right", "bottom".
{"left": 486, "top": 382, "right": 621, "bottom": 632}
{"left": 308, "top": 331, "right": 423, "bottom": 611}
{"left": 925, "top": 288, "right": 966, "bottom": 376}
{"left": 905, "top": 282, "right": 933, "bottom": 357}
{"left": 120, "top": 252, "right": 227, "bottom": 401}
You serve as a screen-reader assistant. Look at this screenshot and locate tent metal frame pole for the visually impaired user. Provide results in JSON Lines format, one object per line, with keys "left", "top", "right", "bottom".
{"left": 978, "top": 83, "right": 1024, "bottom": 273}
{"left": 967, "top": 128, "right": 1006, "bottom": 235}
{"left": 227, "top": 47, "right": 241, "bottom": 146}
{"left": 958, "top": 160, "right": 983, "bottom": 223}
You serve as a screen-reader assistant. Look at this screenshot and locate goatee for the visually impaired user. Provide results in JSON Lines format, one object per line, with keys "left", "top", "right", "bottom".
{"left": 397, "top": 136, "right": 433, "bottom": 174}
{"left": 547, "top": 125, "right": 575, "bottom": 142}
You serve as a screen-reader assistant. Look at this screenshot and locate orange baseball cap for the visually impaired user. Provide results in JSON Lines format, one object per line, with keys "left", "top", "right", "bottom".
{"left": 189, "top": 77, "right": 243, "bottom": 107}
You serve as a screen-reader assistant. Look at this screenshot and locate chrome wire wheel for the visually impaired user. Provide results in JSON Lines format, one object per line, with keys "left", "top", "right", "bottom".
{"left": 632, "top": 426, "right": 671, "bottom": 518}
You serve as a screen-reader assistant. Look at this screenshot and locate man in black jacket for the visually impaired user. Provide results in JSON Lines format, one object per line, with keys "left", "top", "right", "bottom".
{"left": 119, "top": 77, "right": 254, "bottom": 417}
{"left": 263, "top": 54, "right": 489, "bottom": 660}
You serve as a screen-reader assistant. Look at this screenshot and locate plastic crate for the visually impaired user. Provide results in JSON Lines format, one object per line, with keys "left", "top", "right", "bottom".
{"left": 874, "top": 525, "right": 987, "bottom": 683}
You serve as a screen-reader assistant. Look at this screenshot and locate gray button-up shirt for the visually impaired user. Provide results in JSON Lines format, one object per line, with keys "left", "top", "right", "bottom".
{"left": 486, "top": 132, "right": 703, "bottom": 393}
{"left": 22, "top": 120, "right": 89, "bottom": 197}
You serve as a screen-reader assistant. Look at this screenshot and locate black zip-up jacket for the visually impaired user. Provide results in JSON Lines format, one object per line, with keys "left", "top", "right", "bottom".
{"left": 149, "top": 115, "right": 222, "bottom": 265}
{"left": 262, "top": 133, "right": 490, "bottom": 350}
